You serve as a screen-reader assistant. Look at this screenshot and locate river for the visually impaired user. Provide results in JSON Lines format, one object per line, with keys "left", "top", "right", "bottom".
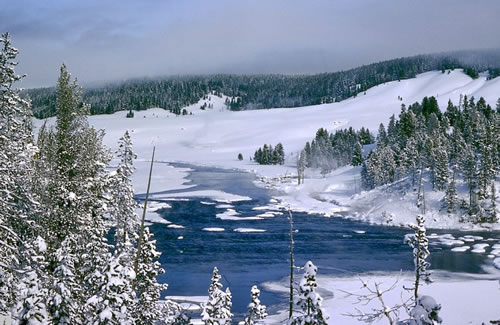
{"left": 138, "top": 163, "right": 499, "bottom": 322}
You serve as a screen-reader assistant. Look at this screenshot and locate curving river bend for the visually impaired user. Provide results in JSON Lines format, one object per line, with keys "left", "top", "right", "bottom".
{"left": 137, "top": 163, "right": 499, "bottom": 321}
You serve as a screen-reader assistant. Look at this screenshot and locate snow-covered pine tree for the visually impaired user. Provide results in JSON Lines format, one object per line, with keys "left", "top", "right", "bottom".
{"left": 489, "top": 182, "right": 498, "bottom": 222}
{"left": 34, "top": 65, "right": 114, "bottom": 319}
{"left": 208, "top": 267, "right": 222, "bottom": 300}
{"left": 201, "top": 267, "right": 232, "bottom": 325}
{"left": 222, "top": 288, "right": 233, "bottom": 324}
{"left": 377, "top": 123, "right": 388, "bottom": 146}
{"left": 109, "top": 130, "right": 139, "bottom": 264}
{"left": 460, "top": 142, "right": 477, "bottom": 215}
{"left": 243, "top": 285, "right": 267, "bottom": 325}
{"left": 275, "top": 143, "right": 285, "bottom": 165}
{"left": 404, "top": 215, "right": 432, "bottom": 303}
{"left": 159, "top": 300, "right": 190, "bottom": 325}
{"left": 431, "top": 135, "right": 449, "bottom": 192}
{"left": 290, "top": 261, "right": 328, "bottom": 325}
{"left": 132, "top": 227, "right": 169, "bottom": 324}
{"left": 47, "top": 235, "right": 80, "bottom": 324}
{"left": 352, "top": 141, "right": 363, "bottom": 166}
{"left": 0, "top": 32, "right": 42, "bottom": 319}
{"left": 444, "top": 169, "right": 457, "bottom": 215}
{"left": 86, "top": 253, "right": 136, "bottom": 325}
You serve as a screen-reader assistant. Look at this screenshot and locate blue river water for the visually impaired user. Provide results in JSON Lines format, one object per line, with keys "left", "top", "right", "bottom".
{"left": 138, "top": 163, "right": 499, "bottom": 321}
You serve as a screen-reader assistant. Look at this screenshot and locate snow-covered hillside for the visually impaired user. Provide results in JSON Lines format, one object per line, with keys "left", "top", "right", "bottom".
{"left": 34, "top": 69, "right": 500, "bottom": 230}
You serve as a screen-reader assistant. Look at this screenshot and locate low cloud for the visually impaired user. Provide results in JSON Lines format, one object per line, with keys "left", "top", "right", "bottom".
{"left": 2, "top": 0, "right": 499, "bottom": 88}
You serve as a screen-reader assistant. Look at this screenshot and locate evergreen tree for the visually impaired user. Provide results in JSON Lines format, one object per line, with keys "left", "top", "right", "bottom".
{"left": 432, "top": 139, "right": 449, "bottom": 191}
{"left": 85, "top": 253, "right": 136, "bottom": 325}
{"left": 16, "top": 237, "right": 50, "bottom": 325}
{"left": 47, "top": 235, "right": 80, "bottom": 324}
{"left": 244, "top": 285, "right": 267, "bottom": 325}
{"left": 352, "top": 141, "right": 363, "bottom": 166}
{"left": 404, "top": 215, "right": 432, "bottom": 303}
{"left": 377, "top": 123, "right": 388, "bottom": 146}
{"left": 34, "top": 65, "right": 113, "bottom": 320}
{"left": 0, "top": 32, "right": 42, "bottom": 319}
{"left": 201, "top": 267, "right": 232, "bottom": 325}
{"left": 489, "top": 182, "right": 497, "bottom": 223}
{"left": 132, "top": 227, "right": 169, "bottom": 324}
{"left": 444, "top": 170, "right": 458, "bottom": 215}
{"left": 275, "top": 143, "right": 285, "bottom": 165}
{"left": 109, "top": 131, "right": 139, "bottom": 264}
{"left": 290, "top": 261, "right": 328, "bottom": 325}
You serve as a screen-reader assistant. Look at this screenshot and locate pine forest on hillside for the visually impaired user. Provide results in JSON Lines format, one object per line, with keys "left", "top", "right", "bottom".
{"left": 2, "top": 3, "right": 500, "bottom": 322}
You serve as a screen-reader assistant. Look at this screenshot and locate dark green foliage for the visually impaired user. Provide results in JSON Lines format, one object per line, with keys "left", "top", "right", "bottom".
{"left": 361, "top": 96, "right": 500, "bottom": 222}
{"left": 464, "top": 67, "right": 479, "bottom": 79}
{"left": 126, "top": 109, "right": 134, "bottom": 118}
{"left": 304, "top": 127, "right": 374, "bottom": 173}
{"left": 254, "top": 143, "right": 285, "bottom": 165}
{"left": 352, "top": 142, "right": 363, "bottom": 166}
{"left": 24, "top": 50, "right": 500, "bottom": 118}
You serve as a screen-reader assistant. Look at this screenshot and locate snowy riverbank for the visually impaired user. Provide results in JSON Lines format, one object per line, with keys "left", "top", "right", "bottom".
{"left": 262, "top": 270, "right": 500, "bottom": 325}
{"left": 33, "top": 70, "right": 500, "bottom": 232}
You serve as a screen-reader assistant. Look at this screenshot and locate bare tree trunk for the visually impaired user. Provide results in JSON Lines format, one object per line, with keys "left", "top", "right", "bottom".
{"left": 414, "top": 242, "right": 421, "bottom": 304}
{"left": 375, "top": 282, "right": 394, "bottom": 325}
{"left": 133, "top": 146, "right": 155, "bottom": 290}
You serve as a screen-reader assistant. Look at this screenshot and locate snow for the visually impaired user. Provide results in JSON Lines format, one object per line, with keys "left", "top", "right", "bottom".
{"left": 30, "top": 71, "right": 500, "bottom": 324}
{"left": 471, "top": 243, "right": 490, "bottom": 254}
{"left": 264, "top": 272, "right": 500, "bottom": 325}
{"left": 219, "top": 215, "right": 264, "bottom": 221}
{"left": 215, "top": 204, "right": 234, "bottom": 209}
{"left": 216, "top": 209, "right": 239, "bottom": 219}
{"left": 140, "top": 208, "right": 171, "bottom": 224}
{"left": 151, "top": 190, "right": 251, "bottom": 202}
{"left": 33, "top": 70, "right": 500, "bottom": 230}
{"left": 490, "top": 249, "right": 500, "bottom": 255}
{"left": 167, "top": 224, "right": 185, "bottom": 229}
{"left": 451, "top": 246, "right": 470, "bottom": 252}
{"left": 255, "top": 212, "right": 279, "bottom": 218}
{"left": 202, "top": 227, "right": 225, "bottom": 232}
{"left": 135, "top": 201, "right": 172, "bottom": 224}
{"left": 233, "top": 228, "right": 266, "bottom": 233}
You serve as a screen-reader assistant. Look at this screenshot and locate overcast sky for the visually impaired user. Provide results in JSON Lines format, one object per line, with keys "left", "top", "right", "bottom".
{"left": 2, "top": 0, "right": 500, "bottom": 88}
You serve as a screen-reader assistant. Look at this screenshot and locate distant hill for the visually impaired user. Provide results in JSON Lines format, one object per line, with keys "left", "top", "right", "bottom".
{"left": 23, "top": 49, "right": 500, "bottom": 118}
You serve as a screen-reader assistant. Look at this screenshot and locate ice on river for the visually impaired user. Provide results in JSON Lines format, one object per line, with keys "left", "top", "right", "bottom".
{"left": 233, "top": 228, "right": 266, "bottom": 233}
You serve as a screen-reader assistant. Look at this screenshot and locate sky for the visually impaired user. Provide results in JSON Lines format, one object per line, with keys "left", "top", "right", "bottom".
{"left": 2, "top": 0, "right": 500, "bottom": 88}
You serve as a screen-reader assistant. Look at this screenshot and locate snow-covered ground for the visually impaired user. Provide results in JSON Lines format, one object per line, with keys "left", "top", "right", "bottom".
{"left": 36, "top": 69, "right": 500, "bottom": 230}
{"left": 263, "top": 270, "right": 500, "bottom": 325}
{"left": 31, "top": 69, "right": 500, "bottom": 324}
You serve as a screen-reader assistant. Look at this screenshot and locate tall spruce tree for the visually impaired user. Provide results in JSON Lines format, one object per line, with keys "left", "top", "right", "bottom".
{"left": 0, "top": 32, "right": 43, "bottom": 320}
{"left": 109, "top": 131, "right": 139, "bottom": 264}
{"left": 34, "top": 65, "right": 113, "bottom": 321}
